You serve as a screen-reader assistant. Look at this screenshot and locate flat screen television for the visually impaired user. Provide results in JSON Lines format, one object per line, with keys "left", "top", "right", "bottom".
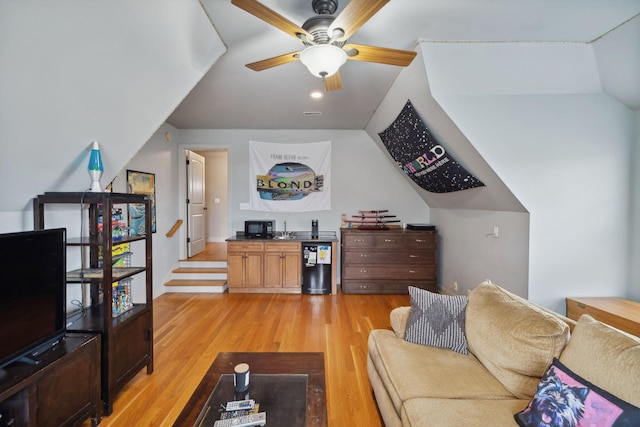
{"left": 0, "top": 228, "right": 66, "bottom": 369}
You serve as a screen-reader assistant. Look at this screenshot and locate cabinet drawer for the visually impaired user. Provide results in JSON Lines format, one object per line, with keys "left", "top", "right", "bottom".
{"left": 405, "top": 233, "right": 437, "bottom": 249}
{"left": 374, "top": 234, "right": 404, "bottom": 247}
{"left": 228, "top": 242, "right": 264, "bottom": 252}
{"left": 342, "top": 233, "right": 374, "bottom": 247}
{"left": 343, "top": 265, "right": 435, "bottom": 280}
{"left": 343, "top": 250, "right": 436, "bottom": 265}
{"left": 264, "top": 242, "right": 300, "bottom": 252}
{"left": 342, "top": 280, "right": 437, "bottom": 294}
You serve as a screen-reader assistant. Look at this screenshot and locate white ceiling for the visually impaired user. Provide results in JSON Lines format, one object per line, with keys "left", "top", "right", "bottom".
{"left": 167, "top": 0, "right": 640, "bottom": 130}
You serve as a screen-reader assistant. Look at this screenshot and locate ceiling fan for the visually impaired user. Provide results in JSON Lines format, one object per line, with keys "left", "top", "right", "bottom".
{"left": 231, "top": 0, "right": 417, "bottom": 92}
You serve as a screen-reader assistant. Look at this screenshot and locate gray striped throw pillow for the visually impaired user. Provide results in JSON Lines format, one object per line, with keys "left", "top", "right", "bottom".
{"left": 405, "top": 286, "right": 468, "bottom": 354}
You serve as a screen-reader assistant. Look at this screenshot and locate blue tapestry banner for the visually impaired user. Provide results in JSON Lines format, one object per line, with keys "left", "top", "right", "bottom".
{"left": 379, "top": 100, "right": 484, "bottom": 193}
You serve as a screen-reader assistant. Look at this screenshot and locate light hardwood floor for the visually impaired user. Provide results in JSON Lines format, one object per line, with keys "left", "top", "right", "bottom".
{"left": 93, "top": 291, "right": 410, "bottom": 426}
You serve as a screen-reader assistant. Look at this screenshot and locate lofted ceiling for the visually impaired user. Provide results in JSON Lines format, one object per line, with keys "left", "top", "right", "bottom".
{"left": 167, "top": 0, "right": 640, "bottom": 130}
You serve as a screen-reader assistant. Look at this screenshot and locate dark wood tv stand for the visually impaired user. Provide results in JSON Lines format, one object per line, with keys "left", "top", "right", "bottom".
{"left": 0, "top": 333, "right": 101, "bottom": 426}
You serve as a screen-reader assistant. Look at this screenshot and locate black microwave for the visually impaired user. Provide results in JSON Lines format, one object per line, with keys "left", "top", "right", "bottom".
{"left": 244, "top": 220, "right": 275, "bottom": 239}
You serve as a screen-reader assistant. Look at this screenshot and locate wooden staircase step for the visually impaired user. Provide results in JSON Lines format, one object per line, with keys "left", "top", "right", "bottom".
{"left": 171, "top": 267, "right": 227, "bottom": 274}
{"left": 164, "top": 279, "right": 227, "bottom": 287}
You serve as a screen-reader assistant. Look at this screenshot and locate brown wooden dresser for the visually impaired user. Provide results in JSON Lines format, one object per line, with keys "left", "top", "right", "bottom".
{"left": 566, "top": 297, "right": 640, "bottom": 337}
{"left": 340, "top": 228, "right": 438, "bottom": 294}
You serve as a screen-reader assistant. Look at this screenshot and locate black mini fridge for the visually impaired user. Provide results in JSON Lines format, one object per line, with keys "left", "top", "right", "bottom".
{"left": 301, "top": 242, "right": 332, "bottom": 294}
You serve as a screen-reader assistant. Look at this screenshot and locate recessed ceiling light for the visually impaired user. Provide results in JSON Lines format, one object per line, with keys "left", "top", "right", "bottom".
{"left": 310, "top": 90, "right": 324, "bottom": 99}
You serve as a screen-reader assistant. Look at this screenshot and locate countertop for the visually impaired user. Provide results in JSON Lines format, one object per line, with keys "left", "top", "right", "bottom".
{"left": 226, "top": 231, "right": 338, "bottom": 242}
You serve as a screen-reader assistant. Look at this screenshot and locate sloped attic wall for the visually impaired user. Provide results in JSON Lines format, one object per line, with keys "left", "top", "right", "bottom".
{"left": 369, "top": 38, "right": 636, "bottom": 314}
{"left": 365, "top": 46, "right": 530, "bottom": 299}
{"left": 0, "top": 1, "right": 225, "bottom": 230}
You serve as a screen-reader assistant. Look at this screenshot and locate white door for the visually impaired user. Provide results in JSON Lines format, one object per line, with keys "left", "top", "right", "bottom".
{"left": 187, "top": 150, "right": 206, "bottom": 257}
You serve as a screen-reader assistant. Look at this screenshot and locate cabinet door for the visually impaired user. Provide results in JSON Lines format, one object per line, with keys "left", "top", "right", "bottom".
{"left": 244, "top": 253, "right": 263, "bottom": 288}
{"left": 227, "top": 253, "right": 245, "bottom": 288}
{"left": 36, "top": 338, "right": 99, "bottom": 427}
{"left": 282, "top": 252, "right": 301, "bottom": 288}
{"left": 263, "top": 252, "right": 283, "bottom": 288}
{"left": 112, "top": 312, "right": 151, "bottom": 388}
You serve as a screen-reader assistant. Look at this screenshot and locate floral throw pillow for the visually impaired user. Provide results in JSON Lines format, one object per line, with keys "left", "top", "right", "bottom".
{"left": 515, "top": 358, "right": 640, "bottom": 427}
{"left": 405, "top": 286, "right": 468, "bottom": 354}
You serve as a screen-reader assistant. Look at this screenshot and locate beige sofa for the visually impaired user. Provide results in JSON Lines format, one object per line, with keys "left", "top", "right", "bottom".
{"left": 367, "top": 281, "right": 640, "bottom": 426}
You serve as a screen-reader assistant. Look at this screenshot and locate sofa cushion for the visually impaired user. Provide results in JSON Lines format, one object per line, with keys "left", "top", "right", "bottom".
{"left": 515, "top": 358, "right": 640, "bottom": 427}
{"left": 559, "top": 314, "right": 640, "bottom": 408}
{"left": 390, "top": 306, "right": 411, "bottom": 338}
{"left": 465, "top": 281, "right": 571, "bottom": 399}
{"left": 405, "top": 286, "right": 468, "bottom": 354}
{"left": 368, "top": 329, "right": 515, "bottom": 415}
{"left": 402, "top": 397, "right": 528, "bottom": 427}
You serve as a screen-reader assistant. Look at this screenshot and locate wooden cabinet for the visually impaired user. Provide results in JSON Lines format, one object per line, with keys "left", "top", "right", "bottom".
{"left": 566, "top": 297, "right": 640, "bottom": 337}
{"left": 227, "top": 241, "right": 302, "bottom": 293}
{"left": 340, "top": 228, "right": 438, "bottom": 294}
{"left": 227, "top": 241, "right": 264, "bottom": 289}
{"left": 264, "top": 242, "right": 301, "bottom": 290}
{"left": 0, "top": 334, "right": 101, "bottom": 427}
{"left": 33, "top": 192, "right": 153, "bottom": 416}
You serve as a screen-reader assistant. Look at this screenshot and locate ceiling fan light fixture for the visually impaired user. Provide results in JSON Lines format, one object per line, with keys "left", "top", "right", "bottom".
{"left": 299, "top": 44, "right": 347, "bottom": 79}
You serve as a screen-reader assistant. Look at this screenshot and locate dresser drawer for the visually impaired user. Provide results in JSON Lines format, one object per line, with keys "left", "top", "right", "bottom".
{"left": 342, "top": 280, "right": 437, "bottom": 294}
{"left": 342, "top": 233, "right": 374, "bottom": 247}
{"left": 342, "top": 250, "right": 436, "bottom": 265}
{"left": 343, "top": 265, "right": 436, "bottom": 280}
{"left": 374, "top": 234, "right": 404, "bottom": 247}
{"left": 405, "top": 232, "right": 437, "bottom": 249}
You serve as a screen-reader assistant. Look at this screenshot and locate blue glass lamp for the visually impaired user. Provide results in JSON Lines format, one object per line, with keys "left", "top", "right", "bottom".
{"left": 87, "top": 141, "right": 104, "bottom": 192}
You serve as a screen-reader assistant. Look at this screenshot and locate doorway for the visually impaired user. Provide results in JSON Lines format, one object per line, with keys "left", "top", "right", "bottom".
{"left": 178, "top": 148, "right": 229, "bottom": 261}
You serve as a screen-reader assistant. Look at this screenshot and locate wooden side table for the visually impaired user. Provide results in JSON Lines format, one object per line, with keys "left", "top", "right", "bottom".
{"left": 566, "top": 297, "right": 640, "bottom": 337}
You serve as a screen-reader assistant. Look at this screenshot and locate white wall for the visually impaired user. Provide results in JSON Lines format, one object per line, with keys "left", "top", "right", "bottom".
{"left": 431, "top": 209, "right": 530, "bottom": 296}
{"left": 422, "top": 41, "right": 635, "bottom": 313}
{"left": 109, "top": 124, "right": 182, "bottom": 300}
{"left": 365, "top": 44, "right": 531, "bottom": 298}
{"left": 0, "top": 0, "right": 224, "bottom": 213}
{"left": 631, "top": 110, "right": 640, "bottom": 300}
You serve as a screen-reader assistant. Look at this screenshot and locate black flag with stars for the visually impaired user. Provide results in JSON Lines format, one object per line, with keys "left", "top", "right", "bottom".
{"left": 378, "top": 100, "right": 484, "bottom": 193}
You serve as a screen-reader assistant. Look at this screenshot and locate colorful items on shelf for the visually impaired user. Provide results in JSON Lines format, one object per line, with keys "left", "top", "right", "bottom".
{"left": 112, "top": 279, "right": 133, "bottom": 316}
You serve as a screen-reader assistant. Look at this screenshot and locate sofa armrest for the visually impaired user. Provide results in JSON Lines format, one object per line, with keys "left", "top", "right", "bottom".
{"left": 390, "top": 306, "right": 411, "bottom": 338}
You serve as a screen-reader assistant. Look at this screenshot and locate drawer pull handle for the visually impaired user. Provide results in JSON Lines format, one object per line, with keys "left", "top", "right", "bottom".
{"left": 384, "top": 239, "right": 396, "bottom": 243}
{"left": 409, "top": 255, "right": 419, "bottom": 258}
{"left": 360, "top": 254, "right": 369, "bottom": 258}
{"left": 360, "top": 269, "right": 369, "bottom": 273}
{"left": 415, "top": 239, "right": 426, "bottom": 242}
{"left": 354, "top": 239, "right": 365, "bottom": 242}
{"left": 409, "top": 270, "right": 417, "bottom": 274}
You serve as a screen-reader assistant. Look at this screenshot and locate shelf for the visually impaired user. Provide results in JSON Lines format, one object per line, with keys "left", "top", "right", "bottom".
{"left": 38, "top": 191, "right": 150, "bottom": 204}
{"left": 67, "top": 304, "right": 149, "bottom": 332}
{"left": 34, "top": 191, "right": 153, "bottom": 416}
{"left": 66, "top": 234, "right": 147, "bottom": 246}
{"left": 66, "top": 267, "right": 146, "bottom": 283}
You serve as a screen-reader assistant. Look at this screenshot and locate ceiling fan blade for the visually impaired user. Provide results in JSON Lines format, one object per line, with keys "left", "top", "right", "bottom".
{"left": 343, "top": 44, "right": 416, "bottom": 67}
{"left": 231, "top": 0, "right": 312, "bottom": 41}
{"left": 328, "top": 0, "right": 389, "bottom": 41}
{"left": 324, "top": 72, "right": 342, "bottom": 92}
{"left": 245, "top": 51, "right": 300, "bottom": 71}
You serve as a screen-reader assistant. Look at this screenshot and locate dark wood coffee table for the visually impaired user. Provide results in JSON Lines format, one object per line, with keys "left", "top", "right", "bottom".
{"left": 173, "top": 352, "right": 327, "bottom": 426}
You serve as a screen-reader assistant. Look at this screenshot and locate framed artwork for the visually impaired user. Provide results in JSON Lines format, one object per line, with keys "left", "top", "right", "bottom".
{"left": 127, "top": 170, "right": 156, "bottom": 234}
